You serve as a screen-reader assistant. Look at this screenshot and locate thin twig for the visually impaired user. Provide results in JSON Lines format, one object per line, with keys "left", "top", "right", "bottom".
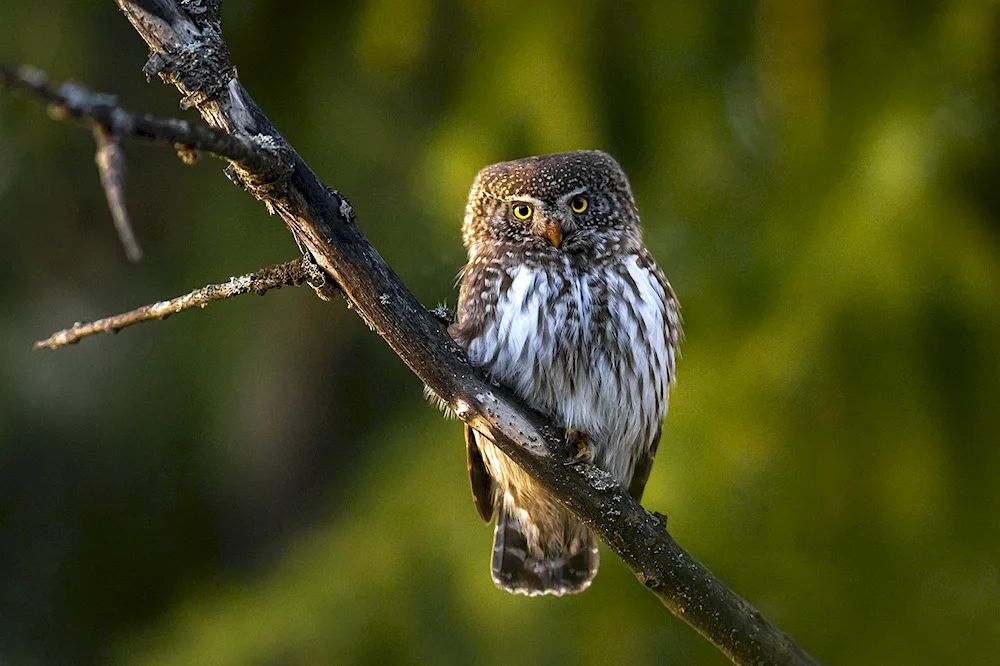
{"left": 93, "top": 124, "right": 142, "bottom": 262}
{"left": 34, "top": 259, "right": 321, "bottom": 350}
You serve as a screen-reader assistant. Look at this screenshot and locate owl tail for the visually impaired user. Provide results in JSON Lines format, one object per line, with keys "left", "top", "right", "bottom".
{"left": 491, "top": 508, "right": 599, "bottom": 596}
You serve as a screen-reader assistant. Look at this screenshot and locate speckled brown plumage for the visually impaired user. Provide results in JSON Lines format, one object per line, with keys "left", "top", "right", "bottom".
{"left": 452, "top": 150, "right": 681, "bottom": 596}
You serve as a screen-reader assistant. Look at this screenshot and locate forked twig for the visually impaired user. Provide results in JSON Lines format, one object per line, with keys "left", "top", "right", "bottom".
{"left": 0, "top": 64, "right": 279, "bottom": 171}
{"left": 0, "top": 63, "right": 290, "bottom": 261}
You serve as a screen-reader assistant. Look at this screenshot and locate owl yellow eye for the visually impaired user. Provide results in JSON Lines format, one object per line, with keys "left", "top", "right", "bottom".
{"left": 570, "top": 195, "right": 588, "bottom": 214}
{"left": 511, "top": 202, "right": 534, "bottom": 220}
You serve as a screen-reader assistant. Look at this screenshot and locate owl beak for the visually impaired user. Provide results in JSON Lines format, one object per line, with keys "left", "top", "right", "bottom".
{"left": 541, "top": 220, "right": 562, "bottom": 248}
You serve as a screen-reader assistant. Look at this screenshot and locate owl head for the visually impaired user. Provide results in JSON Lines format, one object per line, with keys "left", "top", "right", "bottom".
{"left": 462, "top": 150, "right": 643, "bottom": 259}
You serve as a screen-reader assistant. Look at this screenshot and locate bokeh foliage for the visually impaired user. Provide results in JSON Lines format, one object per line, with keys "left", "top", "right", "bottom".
{"left": 1, "top": 1, "right": 998, "bottom": 664}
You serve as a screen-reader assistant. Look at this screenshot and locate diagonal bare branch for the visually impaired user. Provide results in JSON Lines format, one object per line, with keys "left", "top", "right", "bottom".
{"left": 34, "top": 258, "right": 332, "bottom": 350}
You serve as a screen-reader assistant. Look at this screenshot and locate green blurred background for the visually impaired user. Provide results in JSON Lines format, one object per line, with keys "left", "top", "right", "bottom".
{"left": 2, "top": 1, "right": 999, "bottom": 664}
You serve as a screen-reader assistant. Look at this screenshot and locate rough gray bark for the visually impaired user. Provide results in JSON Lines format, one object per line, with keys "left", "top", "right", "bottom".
{"left": 10, "top": 1, "right": 823, "bottom": 663}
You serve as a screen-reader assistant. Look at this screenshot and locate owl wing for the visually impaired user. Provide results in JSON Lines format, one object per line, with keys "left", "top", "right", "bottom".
{"left": 626, "top": 251, "right": 681, "bottom": 501}
{"left": 465, "top": 425, "right": 496, "bottom": 522}
{"left": 639, "top": 248, "right": 682, "bottom": 382}
{"left": 627, "top": 426, "right": 661, "bottom": 501}
{"left": 453, "top": 259, "right": 500, "bottom": 522}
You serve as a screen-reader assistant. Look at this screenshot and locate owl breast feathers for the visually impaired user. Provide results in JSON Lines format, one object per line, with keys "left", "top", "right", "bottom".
{"left": 450, "top": 150, "right": 680, "bottom": 596}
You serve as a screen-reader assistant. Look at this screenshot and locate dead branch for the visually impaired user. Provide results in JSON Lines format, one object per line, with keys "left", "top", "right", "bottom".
{"left": 0, "top": 63, "right": 291, "bottom": 261}
{"left": 34, "top": 259, "right": 328, "bottom": 350}
{"left": 92, "top": 125, "right": 143, "bottom": 262}
{"left": 3, "top": 3, "right": 822, "bottom": 664}
{"left": 0, "top": 65, "right": 282, "bottom": 174}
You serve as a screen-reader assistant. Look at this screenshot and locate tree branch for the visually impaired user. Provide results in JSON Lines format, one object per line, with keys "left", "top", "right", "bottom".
{"left": 0, "top": 64, "right": 283, "bottom": 174}
{"left": 92, "top": 124, "right": 143, "bottom": 262}
{"left": 0, "top": 63, "right": 292, "bottom": 261}
{"left": 6, "top": 2, "right": 822, "bottom": 663}
{"left": 33, "top": 258, "right": 327, "bottom": 350}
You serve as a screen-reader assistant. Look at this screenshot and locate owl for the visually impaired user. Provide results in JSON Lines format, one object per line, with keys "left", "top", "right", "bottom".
{"left": 450, "top": 150, "right": 681, "bottom": 596}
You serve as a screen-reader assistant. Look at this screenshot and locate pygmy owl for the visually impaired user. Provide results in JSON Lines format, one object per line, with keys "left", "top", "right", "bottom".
{"left": 451, "top": 150, "right": 681, "bottom": 595}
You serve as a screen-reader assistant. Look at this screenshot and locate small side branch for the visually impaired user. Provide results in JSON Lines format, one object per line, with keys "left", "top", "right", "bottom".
{"left": 1, "top": 63, "right": 293, "bottom": 261}
{"left": 34, "top": 259, "right": 325, "bottom": 350}
{"left": 93, "top": 125, "right": 142, "bottom": 262}
{"left": 0, "top": 64, "right": 283, "bottom": 175}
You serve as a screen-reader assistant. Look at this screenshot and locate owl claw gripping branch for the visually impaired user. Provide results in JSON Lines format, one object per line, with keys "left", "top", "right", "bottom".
{"left": 564, "top": 427, "right": 594, "bottom": 466}
{"left": 449, "top": 151, "right": 681, "bottom": 596}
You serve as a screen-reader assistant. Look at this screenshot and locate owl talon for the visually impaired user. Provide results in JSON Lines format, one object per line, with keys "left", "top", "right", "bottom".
{"left": 564, "top": 428, "right": 593, "bottom": 466}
